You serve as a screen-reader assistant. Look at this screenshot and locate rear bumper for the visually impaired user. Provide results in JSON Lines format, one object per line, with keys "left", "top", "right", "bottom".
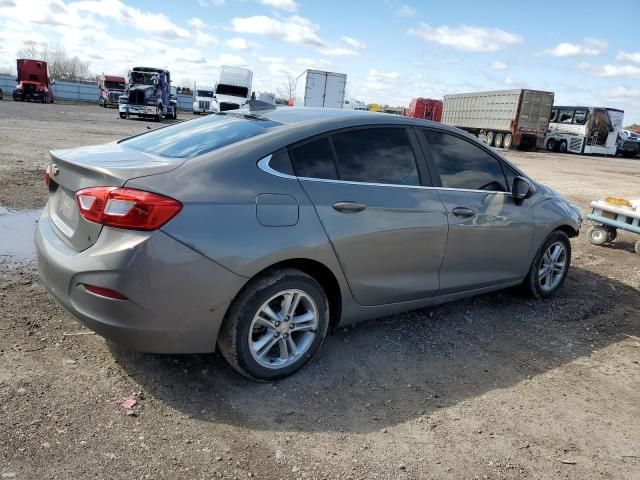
{"left": 35, "top": 205, "right": 247, "bottom": 353}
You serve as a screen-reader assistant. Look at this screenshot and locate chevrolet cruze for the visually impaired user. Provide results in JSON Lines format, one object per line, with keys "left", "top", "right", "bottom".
{"left": 36, "top": 107, "right": 582, "bottom": 380}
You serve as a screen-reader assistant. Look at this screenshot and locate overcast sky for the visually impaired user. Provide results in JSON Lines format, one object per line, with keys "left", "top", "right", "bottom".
{"left": 0, "top": 0, "right": 638, "bottom": 123}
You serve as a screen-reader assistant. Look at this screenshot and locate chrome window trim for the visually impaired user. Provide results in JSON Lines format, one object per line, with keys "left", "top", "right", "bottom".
{"left": 257, "top": 154, "right": 512, "bottom": 195}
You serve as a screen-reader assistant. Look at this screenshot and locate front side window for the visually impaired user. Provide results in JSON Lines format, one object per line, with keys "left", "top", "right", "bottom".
{"left": 331, "top": 128, "right": 420, "bottom": 185}
{"left": 290, "top": 138, "right": 338, "bottom": 180}
{"left": 549, "top": 108, "right": 558, "bottom": 123}
{"left": 573, "top": 109, "right": 588, "bottom": 125}
{"left": 559, "top": 110, "right": 574, "bottom": 124}
{"left": 423, "top": 131, "right": 508, "bottom": 192}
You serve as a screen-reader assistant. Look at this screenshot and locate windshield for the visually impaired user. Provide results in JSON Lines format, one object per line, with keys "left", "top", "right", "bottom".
{"left": 105, "top": 81, "right": 125, "bottom": 90}
{"left": 130, "top": 71, "right": 155, "bottom": 85}
{"left": 216, "top": 84, "right": 249, "bottom": 98}
{"left": 121, "top": 114, "right": 281, "bottom": 159}
{"left": 197, "top": 90, "right": 214, "bottom": 98}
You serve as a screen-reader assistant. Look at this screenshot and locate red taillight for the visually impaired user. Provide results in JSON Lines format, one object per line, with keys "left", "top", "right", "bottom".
{"left": 83, "top": 284, "right": 128, "bottom": 300}
{"left": 76, "top": 187, "right": 182, "bottom": 231}
{"left": 45, "top": 166, "right": 51, "bottom": 187}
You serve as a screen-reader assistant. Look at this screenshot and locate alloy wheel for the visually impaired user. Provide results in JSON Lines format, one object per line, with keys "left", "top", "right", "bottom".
{"left": 248, "top": 289, "right": 319, "bottom": 369}
{"left": 538, "top": 242, "right": 567, "bottom": 292}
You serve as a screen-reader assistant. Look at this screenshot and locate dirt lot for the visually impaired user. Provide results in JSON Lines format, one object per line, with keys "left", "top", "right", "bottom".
{"left": 1, "top": 101, "right": 639, "bottom": 480}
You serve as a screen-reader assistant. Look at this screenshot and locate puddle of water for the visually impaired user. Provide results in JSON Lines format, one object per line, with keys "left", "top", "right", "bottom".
{"left": 0, "top": 206, "right": 41, "bottom": 261}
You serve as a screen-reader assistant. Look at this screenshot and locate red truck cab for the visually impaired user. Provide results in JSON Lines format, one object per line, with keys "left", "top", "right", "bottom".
{"left": 13, "top": 59, "right": 54, "bottom": 103}
{"left": 406, "top": 98, "right": 443, "bottom": 122}
{"left": 98, "top": 74, "right": 126, "bottom": 108}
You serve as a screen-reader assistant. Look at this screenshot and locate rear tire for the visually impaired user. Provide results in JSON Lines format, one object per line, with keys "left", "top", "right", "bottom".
{"left": 635, "top": 241, "right": 640, "bottom": 255}
{"left": 606, "top": 229, "right": 617, "bottom": 242}
{"left": 486, "top": 131, "right": 494, "bottom": 146}
{"left": 494, "top": 133, "right": 504, "bottom": 148}
{"left": 503, "top": 133, "right": 513, "bottom": 149}
{"left": 218, "top": 269, "right": 329, "bottom": 381}
{"left": 588, "top": 226, "right": 608, "bottom": 245}
{"left": 520, "top": 231, "right": 571, "bottom": 299}
{"left": 119, "top": 113, "right": 126, "bottom": 119}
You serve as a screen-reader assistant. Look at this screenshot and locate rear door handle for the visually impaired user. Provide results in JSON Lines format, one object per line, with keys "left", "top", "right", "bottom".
{"left": 332, "top": 201, "right": 367, "bottom": 213}
{"left": 452, "top": 207, "right": 476, "bottom": 218}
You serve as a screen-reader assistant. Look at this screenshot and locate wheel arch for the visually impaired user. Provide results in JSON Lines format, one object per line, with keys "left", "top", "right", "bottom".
{"left": 554, "top": 223, "right": 579, "bottom": 238}
{"left": 228, "top": 257, "right": 343, "bottom": 332}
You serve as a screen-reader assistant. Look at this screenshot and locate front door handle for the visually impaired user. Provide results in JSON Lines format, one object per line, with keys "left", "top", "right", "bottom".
{"left": 332, "top": 201, "right": 367, "bottom": 213}
{"left": 452, "top": 207, "right": 476, "bottom": 218}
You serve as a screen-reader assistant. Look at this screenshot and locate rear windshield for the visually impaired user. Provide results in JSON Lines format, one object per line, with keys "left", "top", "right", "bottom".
{"left": 121, "top": 114, "right": 281, "bottom": 159}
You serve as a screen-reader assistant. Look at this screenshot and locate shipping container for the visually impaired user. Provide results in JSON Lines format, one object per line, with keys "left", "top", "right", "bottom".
{"left": 294, "top": 70, "right": 346, "bottom": 108}
{"left": 442, "top": 89, "right": 554, "bottom": 149}
{"left": 406, "top": 98, "right": 443, "bottom": 122}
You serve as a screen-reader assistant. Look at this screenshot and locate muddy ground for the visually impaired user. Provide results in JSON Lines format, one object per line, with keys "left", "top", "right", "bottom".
{"left": 1, "top": 101, "right": 639, "bottom": 479}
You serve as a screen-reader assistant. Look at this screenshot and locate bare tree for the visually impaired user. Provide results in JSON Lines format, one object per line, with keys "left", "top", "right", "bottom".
{"left": 16, "top": 41, "right": 93, "bottom": 82}
{"left": 276, "top": 75, "right": 296, "bottom": 102}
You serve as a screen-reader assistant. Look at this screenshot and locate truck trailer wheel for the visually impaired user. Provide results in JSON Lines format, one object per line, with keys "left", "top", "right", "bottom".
{"left": 494, "top": 133, "right": 504, "bottom": 148}
{"left": 119, "top": 113, "right": 126, "bottom": 119}
{"left": 503, "top": 133, "right": 513, "bottom": 149}
{"left": 588, "top": 226, "right": 608, "bottom": 246}
{"left": 485, "top": 131, "right": 494, "bottom": 146}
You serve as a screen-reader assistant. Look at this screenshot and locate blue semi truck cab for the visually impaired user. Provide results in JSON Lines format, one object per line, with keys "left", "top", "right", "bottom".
{"left": 119, "top": 67, "right": 178, "bottom": 121}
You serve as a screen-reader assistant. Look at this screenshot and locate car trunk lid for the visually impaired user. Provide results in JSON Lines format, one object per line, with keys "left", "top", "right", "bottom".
{"left": 47, "top": 141, "right": 184, "bottom": 251}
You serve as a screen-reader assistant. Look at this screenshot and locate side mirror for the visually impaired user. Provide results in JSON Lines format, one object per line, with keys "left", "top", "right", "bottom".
{"left": 512, "top": 176, "right": 535, "bottom": 202}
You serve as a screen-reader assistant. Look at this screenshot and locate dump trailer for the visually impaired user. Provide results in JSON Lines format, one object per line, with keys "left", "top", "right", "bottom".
{"left": 12, "top": 59, "right": 54, "bottom": 103}
{"left": 119, "top": 66, "right": 177, "bottom": 121}
{"left": 442, "top": 89, "right": 554, "bottom": 149}
{"left": 406, "top": 98, "right": 443, "bottom": 122}
{"left": 294, "top": 70, "right": 346, "bottom": 108}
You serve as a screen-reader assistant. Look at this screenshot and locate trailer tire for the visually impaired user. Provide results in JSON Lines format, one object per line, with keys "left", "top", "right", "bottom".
{"left": 558, "top": 140, "right": 567, "bottom": 153}
{"left": 486, "top": 131, "right": 494, "bottom": 146}
{"left": 119, "top": 113, "right": 126, "bottom": 119}
{"left": 494, "top": 133, "right": 504, "bottom": 148}
{"left": 503, "top": 133, "right": 513, "bottom": 149}
{"left": 546, "top": 138, "right": 556, "bottom": 151}
{"left": 606, "top": 229, "right": 617, "bottom": 242}
{"left": 588, "top": 226, "right": 608, "bottom": 246}
{"left": 635, "top": 240, "right": 640, "bottom": 255}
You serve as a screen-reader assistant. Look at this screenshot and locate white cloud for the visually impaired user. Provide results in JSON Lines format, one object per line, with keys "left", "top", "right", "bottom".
{"left": 231, "top": 15, "right": 323, "bottom": 47}
{"left": 226, "top": 37, "right": 250, "bottom": 50}
{"left": 258, "top": 0, "right": 298, "bottom": 12}
{"left": 215, "top": 53, "right": 247, "bottom": 66}
{"left": 188, "top": 17, "right": 206, "bottom": 29}
{"left": 198, "top": 0, "right": 224, "bottom": 5}
{"left": 71, "top": 0, "right": 190, "bottom": 40}
{"left": 541, "top": 37, "right": 607, "bottom": 57}
{"left": 578, "top": 62, "right": 640, "bottom": 79}
{"left": 341, "top": 36, "right": 366, "bottom": 50}
{"left": 616, "top": 51, "right": 640, "bottom": 64}
{"left": 396, "top": 4, "right": 416, "bottom": 17}
{"left": 195, "top": 30, "right": 218, "bottom": 46}
{"left": 490, "top": 61, "right": 508, "bottom": 70}
{"left": 408, "top": 23, "right": 522, "bottom": 52}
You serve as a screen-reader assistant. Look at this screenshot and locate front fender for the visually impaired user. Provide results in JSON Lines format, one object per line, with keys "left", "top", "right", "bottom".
{"left": 530, "top": 198, "right": 581, "bottom": 259}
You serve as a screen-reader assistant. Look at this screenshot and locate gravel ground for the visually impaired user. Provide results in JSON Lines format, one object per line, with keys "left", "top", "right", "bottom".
{"left": 1, "top": 101, "right": 639, "bottom": 479}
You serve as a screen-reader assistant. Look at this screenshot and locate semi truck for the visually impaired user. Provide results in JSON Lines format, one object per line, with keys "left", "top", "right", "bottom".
{"left": 213, "top": 65, "right": 253, "bottom": 111}
{"left": 442, "top": 89, "right": 554, "bottom": 149}
{"left": 12, "top": 59, "right": 54, "bottom": 103}
{"left": 544, "top": 106, "right": 624, "bottom": 155}
{"left": 98, "top": 74, "right": 125, "bottom": 108}
{"left": 118, "top": 66, "right": 177, "bottom": 121}
{"left": 192, "top": 85, "right": 215, "bottom": 114}
{"left": 294, "top": 70, "right": 347, "bottom": 108}
{"left": 406, "top": 98, "right": 443, "bottom": 122}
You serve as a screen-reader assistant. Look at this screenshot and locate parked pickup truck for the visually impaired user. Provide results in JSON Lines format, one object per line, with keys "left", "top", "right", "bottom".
{"left": 119, "top": 67, "right": 177, "bottom": 121}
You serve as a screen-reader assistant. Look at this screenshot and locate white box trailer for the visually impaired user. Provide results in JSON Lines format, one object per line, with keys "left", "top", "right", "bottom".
{"left": 442, "top": 89, "right": 554, "bottom": 149}
{"left": 294, "top": 70, "right": 347, "bottom": 108}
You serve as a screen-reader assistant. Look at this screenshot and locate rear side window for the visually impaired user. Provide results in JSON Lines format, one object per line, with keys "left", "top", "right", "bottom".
{"left": 121, "top": 114, "right": 281, "bottom": 159}
{"left": 423, "top": 131, "right": 508, "bottom": 192}
{"left": 331, "top": 128, "right": 420, "bottom": 185}
{"left": 290, "top": 138, "right": 338, "bottom": 180}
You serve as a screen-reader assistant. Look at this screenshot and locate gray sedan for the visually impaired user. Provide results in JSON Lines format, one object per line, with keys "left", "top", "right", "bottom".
{"left": 36, "top": 107, "right": 582, "bottom": 380}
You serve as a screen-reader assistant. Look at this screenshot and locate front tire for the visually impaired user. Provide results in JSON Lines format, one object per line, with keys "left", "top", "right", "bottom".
{"left": 588, "top": 226, "right": 608, "bottom": 245}
{"left": 218, "top": 269, "right": 329, "bottom": 381}
{"left": 520, "top": 231, "right": 571, "bottom": 299}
